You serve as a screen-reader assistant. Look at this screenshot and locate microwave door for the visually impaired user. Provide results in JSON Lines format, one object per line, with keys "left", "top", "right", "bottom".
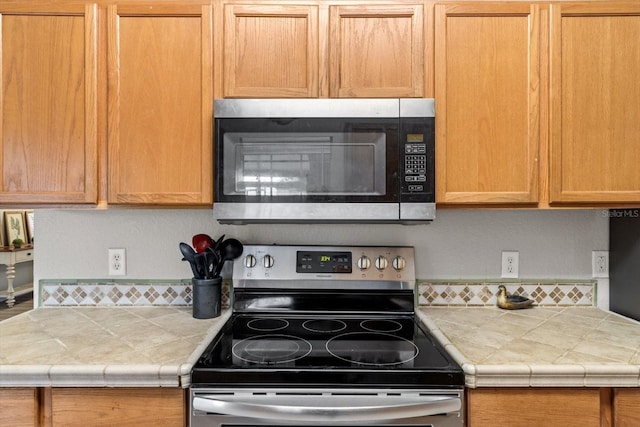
{"left": 213, "top": 112, "right": 405, "bottom": 223}
{"left": 222, "top": 132, "right": 386, "bottom": 199}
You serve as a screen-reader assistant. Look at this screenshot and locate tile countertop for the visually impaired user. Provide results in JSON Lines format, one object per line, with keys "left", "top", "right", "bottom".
{"left": 417, "top": 306, "right": 640, "bottom": 388}
{"left": 0, "top": 307, "right": 231, "bottom": 388}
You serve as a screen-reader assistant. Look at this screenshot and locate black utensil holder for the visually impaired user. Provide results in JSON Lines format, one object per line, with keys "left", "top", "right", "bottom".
{"left": 192, "top": 277, "right": 222, "bottom": 319}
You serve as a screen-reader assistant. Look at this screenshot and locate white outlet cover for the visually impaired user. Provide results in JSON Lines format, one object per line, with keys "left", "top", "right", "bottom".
{"left": 108, "top": 248, "right": 126, "bottom": 276}
{"left": 592, "top": 250, "right": 609, "bottom": 278}
{"left": 501, "top": 251, "right": 519, "bottom": 278}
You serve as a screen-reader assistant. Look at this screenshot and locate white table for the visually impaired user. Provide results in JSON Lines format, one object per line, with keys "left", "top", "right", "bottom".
{"left": 0, "top": 247, "right": 34, "bottom": 308}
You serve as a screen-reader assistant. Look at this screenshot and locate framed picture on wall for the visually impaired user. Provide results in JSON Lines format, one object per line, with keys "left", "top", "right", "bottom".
{"left": 0, "top": 215, "right": 4, "bottom": 246}
{"left": 4, "top": 211, "right": 27, "bottom": 246}
{"left": 25, "top": 210, "right": 35, "bottom": 243}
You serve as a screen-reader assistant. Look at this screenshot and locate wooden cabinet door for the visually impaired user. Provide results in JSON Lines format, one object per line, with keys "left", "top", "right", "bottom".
{"left": 615, "top": 388, "right": 640, "bottom": 427}
{"left": 0, "top": 3, "right": 98, "bottom": 204}
{"left": 329, "top": 4, "right": 424, "bottom": 98}
{"left": 0, "top": 388, "right": 38, "bottom": 427}
{"left": 550, "top": 3, "right": 640, "bottom": 203}
{"left": 49, "top": 387, "right": 185, "bottom": 426}
{"left": 467, "top": 388, "right": 602, "bottom": 427}
{"left": 107, "top": 2, "right": 213, "bottom": 205}
{"left": 222, "top": 4, "right": 319, "bottom": 98}
{"left": 435, "top": 3, "right": 540, "bottom": 204}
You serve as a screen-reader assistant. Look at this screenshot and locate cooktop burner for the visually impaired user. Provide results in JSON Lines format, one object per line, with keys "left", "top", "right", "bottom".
{"left": 361, "top": 319, "right": 403, "bottom": 332}
{"left": 246, "top": 318, "right": 289, "bottom": 332}
{"left": 232, "top": 334, "right": 312, "bottom": 364}
{"left": 326, "top": 332, "right": 419, "bottom": 366}
{"left": 302, "top": 319, "right": 347, "bottom": 333}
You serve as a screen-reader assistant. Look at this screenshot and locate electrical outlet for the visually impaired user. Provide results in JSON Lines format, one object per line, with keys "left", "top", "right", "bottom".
{"left": 501, "top": 251, "right": 519, "bottom": 278}
{"left": 592, "top": 250, "right": 609, "bottom": 278}
{"left": 108, "top": 248, "right": 126, "bottom": 276}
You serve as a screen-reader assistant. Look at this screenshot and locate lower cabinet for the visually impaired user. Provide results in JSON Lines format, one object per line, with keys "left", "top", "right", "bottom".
{"left": 466, "top": 388, "right": 604, "bottom": 427}
{"left": 46, "top": 387, "right": 186, "bottom": 427}
{"left": 0, "top": 386, "right": 185, "bottom": 426}
{"left": 615, "top": 388, "right": 640, "bottom": 427}
{"left": 0, "top": 388, "right": 38, "bottom": 427}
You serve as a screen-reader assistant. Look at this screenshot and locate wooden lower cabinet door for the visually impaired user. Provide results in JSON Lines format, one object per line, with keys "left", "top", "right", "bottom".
{"left": 614, "top": 388, "right": 640, "bottom": 427}
{"left": 467, "top": 388, "right": 603, "bottom": 427}
{"left": 49, "top": 387, "right": 185, "bottom": 427}
{"left": 0, "top": 388, "right": 38, "bottom": 427}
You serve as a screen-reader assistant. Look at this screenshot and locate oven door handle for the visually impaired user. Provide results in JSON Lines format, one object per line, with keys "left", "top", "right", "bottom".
{"left": 192, "top": 395, "right": 461, "bottom": 422}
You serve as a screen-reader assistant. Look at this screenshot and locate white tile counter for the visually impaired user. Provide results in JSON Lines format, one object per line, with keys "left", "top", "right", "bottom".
{"left": 3, "top": 305, "right": 639, "bottom": 390}
{"left": 0, "top": 307, "right": 230, "bottom": 388}
{"left": 418, "top": 306, "right": 640, "bottom": 388}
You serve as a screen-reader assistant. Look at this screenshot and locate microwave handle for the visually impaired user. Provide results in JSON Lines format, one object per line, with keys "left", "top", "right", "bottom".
{"left": 193, "top": 394, "right": 461, "bottom": 422}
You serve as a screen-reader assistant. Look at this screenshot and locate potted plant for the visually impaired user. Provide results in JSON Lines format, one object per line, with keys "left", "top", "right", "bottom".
{"left": 12, "top": 238, "right": 24, "bottom": 249}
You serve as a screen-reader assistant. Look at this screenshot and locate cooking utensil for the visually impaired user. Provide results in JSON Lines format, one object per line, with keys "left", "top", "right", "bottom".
{"left": 209, "top": 234, "right": 226, "bottom": 278}
{"left": 192, "top": 234, "right": 214, "bottom": 253}
{"left": 179, "top": 242, "right": 203, "bottom": 279}
{"left": 194, "top": 252, "right": 209, "bottom": 279}
{"left": 213, "top": 238, "right": 244, "bottom": 277}
{"left": 212, "top": 234, "right": 225, "bottom": 253}
{"left": 205, "top": 247, "right": 222, "bottom": 279}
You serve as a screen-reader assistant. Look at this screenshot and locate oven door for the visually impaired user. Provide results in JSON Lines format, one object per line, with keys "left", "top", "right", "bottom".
{"left": 191, "top": 388, "right": 463, "bottom": 427}
{"left": 213, "top": 100, "right": 400, "bottom": 223}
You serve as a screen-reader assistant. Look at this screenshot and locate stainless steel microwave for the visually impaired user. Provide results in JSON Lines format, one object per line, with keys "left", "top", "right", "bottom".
{"left": 213, "top": 98, "right": 435, "bottom": 224}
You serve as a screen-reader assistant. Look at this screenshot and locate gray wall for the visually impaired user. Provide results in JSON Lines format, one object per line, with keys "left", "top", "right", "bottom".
{"left": 33, "top": 208, "right": 609, "bottom": 306}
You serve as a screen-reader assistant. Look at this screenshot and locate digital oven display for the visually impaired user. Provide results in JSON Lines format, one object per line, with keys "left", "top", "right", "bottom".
{"left": 296, "top": 251, "right": 352, "bottom": 273}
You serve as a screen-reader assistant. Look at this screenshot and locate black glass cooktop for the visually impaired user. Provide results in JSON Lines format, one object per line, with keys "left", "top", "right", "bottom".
{"left": 191, "top": 314, "right": 464, "bottom": 388}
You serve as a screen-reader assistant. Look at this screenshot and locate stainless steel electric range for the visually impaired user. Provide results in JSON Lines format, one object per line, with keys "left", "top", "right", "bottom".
{"left": 190, "top": 245, "right": 464, "bottom": 427}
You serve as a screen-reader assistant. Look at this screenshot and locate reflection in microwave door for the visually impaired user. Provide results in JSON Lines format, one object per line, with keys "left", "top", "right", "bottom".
{"left": 241, "top": 175, "right": 307, "bottom": 196}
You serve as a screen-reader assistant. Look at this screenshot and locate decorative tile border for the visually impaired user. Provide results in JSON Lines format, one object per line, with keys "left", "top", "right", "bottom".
{"left": 418, "top": 281, "right": 595, "bottom": 307}
{"left": 41, "top": 279, "right": 594, "bottom": 308}
{"left": 40, "top": 280, "right": 231, "bottom": 308}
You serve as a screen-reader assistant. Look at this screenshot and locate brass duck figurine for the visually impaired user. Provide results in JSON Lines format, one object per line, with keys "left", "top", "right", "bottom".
{"left": 497, "top": 285, "right": 534, "bottom": 310}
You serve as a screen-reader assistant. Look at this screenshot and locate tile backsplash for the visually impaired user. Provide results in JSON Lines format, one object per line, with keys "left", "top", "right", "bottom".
{"left": 41, "top": 279, "right": 594, "bottom": 309}
{"left": 418, "top": 281, "right": 595, "bottom": 307}
{"left": 40, "top": 280, "right": 230, "bottom": 308}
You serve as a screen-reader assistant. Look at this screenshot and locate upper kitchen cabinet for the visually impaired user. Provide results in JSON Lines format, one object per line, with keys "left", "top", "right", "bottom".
{"left": 550, "top": 2, "right": 640, "bottom": 204}
{"left": 217, "top": 1, "right": 425, "bottom": 99}
{"left": 434, "top": 3, "right": 541, "bottom": 204}
{"left": 107, "top": 2, "right": 213, "bottom": 205}
{"left": 221, "top": 4, "right": 319, "bottom": 97}
{"left": 329, "top": 4, "right": 424, "bottom": 98}
{"left": 0, "top": 3, "right": 98, "bottom": 204}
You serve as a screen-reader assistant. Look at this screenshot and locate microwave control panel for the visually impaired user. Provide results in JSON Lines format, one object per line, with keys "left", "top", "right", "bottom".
{"left": 404, "top": 136, "right": 427, "bottom": 191}
{"left": 400, "top": 117, "right": 434, "bottom": 202}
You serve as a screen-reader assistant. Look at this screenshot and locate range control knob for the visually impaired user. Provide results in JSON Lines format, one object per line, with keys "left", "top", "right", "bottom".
{"left": 392, "top": 256, "right": 406, "bottom": 271}
{"left": 263, "top": 254, "right": 274, "bottom": 269}
{"left": 244, "top": 254, "right": 256, "bottom": 268}
{"left": 374, "top": 256, "right": 388, "bottom": 271}
{"left": 357, "top": 255, "right": 371, "bottom": 270}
